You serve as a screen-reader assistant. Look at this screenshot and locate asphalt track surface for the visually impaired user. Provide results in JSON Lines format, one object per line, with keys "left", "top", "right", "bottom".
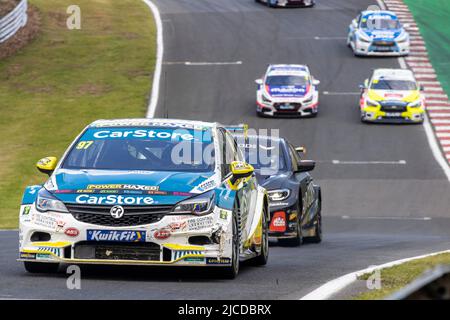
{"left": 1, "top": 0, "right": 450, "bottom": 300}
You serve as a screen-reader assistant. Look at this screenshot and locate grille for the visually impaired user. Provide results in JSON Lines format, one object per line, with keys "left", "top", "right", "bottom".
{"left": 66, "top": 204, "right": 172, "bottom": 227}
{"left": 373, "top": 40, "right": 395, "bottom": 46}
{"left": 274, "top": 103, "right": 302, "bottom": 111}
{"left": 380, "top": 104, "right": 407, "bottom": 113}
{"left": 74, "top": 241, "right": 161, "bottom": 261}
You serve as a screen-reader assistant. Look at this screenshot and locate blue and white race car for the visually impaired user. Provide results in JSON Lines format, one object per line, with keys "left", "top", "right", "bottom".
{"left": 255, "top": 64, "right": 320, "bottom": 117}
{"left": 347, "top": 10, "right": 410, "bottom": 56}
{"left": 19, "top": 119, "right": 269, "bottom": 279}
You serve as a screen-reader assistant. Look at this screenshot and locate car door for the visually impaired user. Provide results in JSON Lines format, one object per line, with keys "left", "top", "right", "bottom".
{"left": 288, "top": 144, "right": 315, "bottom": 228}
{"left": 223, "top": 130, "right": 257, "bottom": 246}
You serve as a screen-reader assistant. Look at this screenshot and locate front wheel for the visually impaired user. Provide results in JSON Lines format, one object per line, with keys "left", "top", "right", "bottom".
{"left": 250, "top": 207, "right": 269, "bottom": 266}
{"left": 24, "top": 261, "right": 59, "bottom": 273}
{"left": 221, "top": 215, "right": 240, "bottom": 279}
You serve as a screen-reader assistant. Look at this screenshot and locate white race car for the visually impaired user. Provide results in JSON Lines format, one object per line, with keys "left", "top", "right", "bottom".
{"left": 347, "top": 10, "right": 410, "bottom": 56}
{"left": 255, "top": 64, "right": 320, "bottom": 117}
{"left": 19, "top": 119, "right": 269, "bottom": 279}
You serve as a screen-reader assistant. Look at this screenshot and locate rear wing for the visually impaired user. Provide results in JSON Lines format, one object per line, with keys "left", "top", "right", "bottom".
{"left": 223, "top": 124, "right": 249, "bottom": 138}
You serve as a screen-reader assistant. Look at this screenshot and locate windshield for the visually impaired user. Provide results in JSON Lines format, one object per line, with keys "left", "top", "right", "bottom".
{"left": 62, "top": 127, "right": 215, "bottom": 172}
{"left": 236, "top": 137, "right": 286, "bottom": 173}
{"left": 361, "top": 16, "right": 400, "bottom": 30}
{"left": 266, "top": 75, "right": 308, "bottom": 87}
{"left": 371, "top": 79, "right": 417, "bottom": 91}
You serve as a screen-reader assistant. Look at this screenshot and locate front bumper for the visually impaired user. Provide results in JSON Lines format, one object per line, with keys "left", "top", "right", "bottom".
{"left": 354, "top": 39, "right": 409, "bottom": 56}
{"left": 274, "top": 0, "right": 315, "bottom": 7}
{"left": 361, "top": 105, "right": 425, "bottom": 123}
{"left": 267, "top": 202, "right": 299, "bottom": 239}
{"left": 19, "top": 204, "right": 233, "bottom": 267}
{"left": 256, "top": 97, "right": 319, "bottom": 117}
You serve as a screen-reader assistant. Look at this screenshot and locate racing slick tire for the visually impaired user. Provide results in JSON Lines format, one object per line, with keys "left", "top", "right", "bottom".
{"left": 249, "top": 206, "right": 269, "bottom": 266}
{"left": 304, "top": 200, "right": 322, "bottom": 244}
{"left": 220, "top": 213, "right": 240, "bottom": 279}
{"left": 267, "top": 0, "right": 277, "bottom": 8}
{"left": 278, "top": 202, "right": 303, "bottom": 247}
{"left": 24, "top": 261, "right": 59, "bottom": 273}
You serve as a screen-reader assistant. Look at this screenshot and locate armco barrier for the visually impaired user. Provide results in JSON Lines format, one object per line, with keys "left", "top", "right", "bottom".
{"left": 0, "top": 0, "right": 28, "bottom": 44}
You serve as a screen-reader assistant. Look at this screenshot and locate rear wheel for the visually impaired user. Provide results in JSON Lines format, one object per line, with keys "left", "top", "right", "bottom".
{"left": 24, "top": 262, "right": 59, "bottom": 273}
{"left": 221, "top": 214, "right": 240, "bottom": 279}
{"left": 250, "top": 206, "right": 269, "bottom": 266}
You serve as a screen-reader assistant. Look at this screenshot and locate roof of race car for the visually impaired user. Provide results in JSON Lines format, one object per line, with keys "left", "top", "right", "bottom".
{"left": 267, "top": 64, "right": 310, "bottom": 77}
{"left": 372, "top": 68, "right": 415, "bottom": 81}
{"left": 361, "top": 10, "right": 398, "bottom": 20}
{"left": 89, "top": 118, "right": 219, "bottom": 130}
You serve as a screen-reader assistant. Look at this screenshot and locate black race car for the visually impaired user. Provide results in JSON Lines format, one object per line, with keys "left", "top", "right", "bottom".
{"left": 235, "top": 134, "right": 322, "bottom": 246}
{"left": 256, "top": 0, "right": 315, "bottom": 8}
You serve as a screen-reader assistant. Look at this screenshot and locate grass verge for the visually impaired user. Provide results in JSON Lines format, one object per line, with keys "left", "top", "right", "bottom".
{"left": 0, "top": 0, "right": 155, "bottom": 228}
{"left": 355, "top": 253, "right": 450, "bottom": 300}
{"left": 403, "top": 0, "right": 450, "bottom": 96}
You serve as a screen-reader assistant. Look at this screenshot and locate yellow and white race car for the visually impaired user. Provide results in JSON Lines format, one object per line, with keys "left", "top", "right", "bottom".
{"left": 359, "top": 69, "right": 425, "bottom": 123}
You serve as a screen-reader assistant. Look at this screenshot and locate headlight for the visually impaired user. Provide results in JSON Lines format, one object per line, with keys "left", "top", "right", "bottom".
{"left": 303, "top": 95, "right": 314, "bottom": 104}
{"left": 366, "top": 99, "right": 380, "bottom": 107}
{"left": 396, "top": 32, "right": 409, "bottom": 43}
{"left": 262, "top": 94, "right": 272, "bottom": 103}
{"left": 36, "top": 188, "right": 69, "bottom": 213}
{"left": 408, "top": 100, "right": 422, "bottom": 108}
{"left": 268, "top": 189, "right": 291, "bottom": 202}
{"left": 357, "top": 31, "right": 372, "bottom": 43}
{"left": 172, "top": 190, "right": 215, "bottom": 216}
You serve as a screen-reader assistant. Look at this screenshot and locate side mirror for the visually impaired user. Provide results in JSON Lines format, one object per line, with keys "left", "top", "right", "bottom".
{"left": 296, "top": 160, "right": 315, "bottom": 173}
{"left": 295, "top": 146, "right": 307, "bottom": 155}
{"left": 36, "top": 157, "right": 58, "bottom": 176}
{"left": 229, "top": 161, "right": 254, "bottom": 185}
{"left": 352, "top": 19, "right": 358, "bottom": 28}
{"left": 364, "top": 79, "right": 369, "bottom": 88}
{"left": 420, "top": 85, "right": 424, "bottom": 91}
{"left": 255, "top": 79, "right": 263, "bottom": 85}
{"left": 312, "top": 79, "right": 320, "bottom": 86}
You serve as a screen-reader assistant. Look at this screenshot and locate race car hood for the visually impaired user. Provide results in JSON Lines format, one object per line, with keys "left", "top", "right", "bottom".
{"left": 49, "top": 169, "right": 216, "bottom": 205}
{"left": 362, "top": 29, "right": 403, "bottom": 40}
{"left": 255, "top": 171, "right": 290, "bottom": 190}
{"left": 266, "top": 85, "right": 308, "bottom": 98}
{"left": 368, "top": 89, "right": 420, "bottom": 103}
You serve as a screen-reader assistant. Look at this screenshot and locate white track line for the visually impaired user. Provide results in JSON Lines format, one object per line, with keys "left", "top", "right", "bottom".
{"left": 143, "top": 0, "right": 163, "bottom": 118}
{"left": 332, "top": 160, "right": 406, "bottom": 165}
{"left": 300, "top": 249, "right": 450, "bottom": 300}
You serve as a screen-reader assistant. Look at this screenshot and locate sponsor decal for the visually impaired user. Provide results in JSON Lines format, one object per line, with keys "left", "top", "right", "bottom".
{"left": 270, "top": 211, "right": 286, "bottom": 232}
{"left": 75, "top": 195, "right": 155, "bottom": 205}
{"left": 289, "top": 212, "right": 298, "bottom": 221}
{"left": 87, "top": 230, "right": 146, "bottom": 242}
{"left": 37, "top": 247, "right": 61, "bottom": 256}
{"left": 187, "top": 215, "right": 214, "bottom": 231}
{"left": 168, "top": 221, "right": 187, "bottom": 232}
{"left": 56, "top": 220, "right": 66, "bottom": 232}
{"left": 184, "top": 257, "right": 205, "bottom": 263}
{"left": 153, "top": 229, "right": 171, "bottom": 240}
{"left": 206, "top": 257, "right": 231, "bottom": 265}
{"left": 89, "top": 129, "right": 195, "bottom": 141}
{"left": 219, "top": 210, "right": 228, "bottom": 220}
{"left": 32, "top": 213, "right": 57, "bottom": 229}
{"left": 65, "top": 228, "right": 80, "bottom": 237}
{"left": 20, "top": 252, "right": 36, "bottom": 259}
{"left": 87, "top": 184, "right": 159, "bottom": 191}
{"left": 269, "top": 202, "right": 289, "bottom": 207}
{"left": 22, "top": 206, "right": 31, "bottom": 216}
{"left": 36, "top": 253, "right": 53, "bottom": 260}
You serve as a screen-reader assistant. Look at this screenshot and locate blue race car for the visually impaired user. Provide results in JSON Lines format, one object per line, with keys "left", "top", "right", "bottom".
{"left": 19, "top": 119, "right": 269, "bottom": 279}
{"left": 347, "top": 10, "right": 410, "bottom": 56}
